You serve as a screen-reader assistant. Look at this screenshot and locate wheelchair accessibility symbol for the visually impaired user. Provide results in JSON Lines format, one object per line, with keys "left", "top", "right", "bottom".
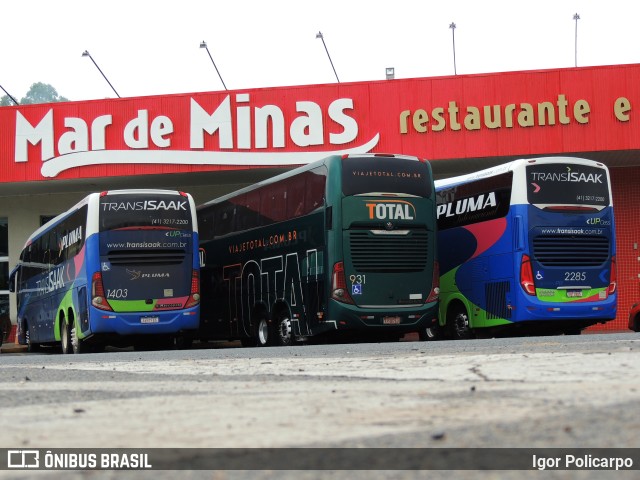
{"left": 352, "top": 284, "right": 362, "bottom": 295}
{"left": 536, "top": 271, "right": 543, "bottom": 280}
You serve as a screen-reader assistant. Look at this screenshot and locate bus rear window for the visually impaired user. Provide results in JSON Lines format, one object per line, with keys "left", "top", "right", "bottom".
{"left": 526, "top": 164, "right": 610, "bottom": 207}
{"left": 342, "top": 157, "right": 432, "bottom": 197}
{"left": 100, "top": 194, "right": 192, "bottom": 230}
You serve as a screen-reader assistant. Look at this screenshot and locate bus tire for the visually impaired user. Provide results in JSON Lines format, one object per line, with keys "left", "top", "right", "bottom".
{"left": 61, "top": 315, "right": 73, "bottom": 354}
{"left": 173, "top": 336, "right": 193, "bottom": 350}
{"left": 256, "top": 315, "right": 272, "bottom": 347}
{"left": 419, "top": 324, "right": 442, "bottom": 341}
{"left": 239, "top": 315, "right": 271, "bottom": 347}
{"left": 448, "top": 304, "right": 473, "bottom": 340}
{"left": 70, "top": 315, "right": 88, "bottom": 354}
{"left": 274, "top": 311, "right": 293, "bottom": 347}
{"left": 24, "top": 320, "right": 40, "bottom": 353}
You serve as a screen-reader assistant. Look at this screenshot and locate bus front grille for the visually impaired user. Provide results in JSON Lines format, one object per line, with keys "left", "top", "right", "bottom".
{"left": 107, "top": 249, "right": 186, "bottom": 265}
{"left": 349, "top": 230, "right": 429, "bottom": 273}
{"left": 532, "top": 236, "right": 609, "bottom": 267}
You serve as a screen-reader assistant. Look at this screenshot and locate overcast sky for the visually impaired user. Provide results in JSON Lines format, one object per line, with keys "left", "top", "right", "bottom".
{"left": 2, "top": 0, "right": 638, "bottom": 102}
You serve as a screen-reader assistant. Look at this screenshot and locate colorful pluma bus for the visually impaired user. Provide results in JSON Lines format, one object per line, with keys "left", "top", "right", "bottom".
{"left": 197, "top": 153, "right": 439, "bottom": 346}
{"left": 432, "top": 157, "right": 616, "bottom": 339}
{"left": 11, "top": 189, "right": 200, "bottom": 353}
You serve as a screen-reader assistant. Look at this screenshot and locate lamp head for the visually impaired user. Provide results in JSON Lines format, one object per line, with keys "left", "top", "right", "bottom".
{"left": 200, "top": 41, "right": 207, "bottom": 49}
{"left": 315, "top": 31, "right": 323, "bottom": 39}
{"left": 82, "top": 50, "right": 90, "bottom": 57}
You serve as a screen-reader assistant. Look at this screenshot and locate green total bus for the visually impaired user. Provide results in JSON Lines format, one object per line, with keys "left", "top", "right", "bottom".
{"left": 197, "top": 153, "right": 439, "bottom": 346}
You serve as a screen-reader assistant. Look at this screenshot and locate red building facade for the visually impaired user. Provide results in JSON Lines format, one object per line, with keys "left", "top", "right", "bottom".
{"left": 2, "top": 64, "right": 639, "bottom": 331}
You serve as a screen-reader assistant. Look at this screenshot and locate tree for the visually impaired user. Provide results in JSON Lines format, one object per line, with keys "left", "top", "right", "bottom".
{"left": 0, "top": 94, "right": 18, "bottom": 106}
{"left": 0, "top": 82, "right": 68, "bottom": 106}
{"left": 20, "top": 82, "right": 68, "bottom": 104}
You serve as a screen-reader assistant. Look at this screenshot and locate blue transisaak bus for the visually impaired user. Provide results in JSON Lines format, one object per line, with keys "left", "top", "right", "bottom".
{"left": 11, "top": 189, "right": 200, "bottom": 353}
{"left": 432, "top": 157, "right": 616, "bottom": 339}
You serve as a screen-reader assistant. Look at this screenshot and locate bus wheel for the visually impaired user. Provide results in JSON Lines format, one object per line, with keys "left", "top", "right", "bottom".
{"left": 419, "top": 323, "right": 442, "bottom": 341}
{"left": 275, "top": 312, "right": 293, "bottom": 347}
{"left": 70, "top": 320, "right": 87, "bottom": 354}
{"left": 173, "top": 336, "right": 193, "bottom": 350}
{"left": 448, "top": 305, "right": 473, "bottom": 340}
{"left": 25, "top": 321, "right": 40, "bottom": 353}
{"left": 256, "top": 316, "right": 271, "bottom": 347}
{"left": 61, "top": 316, "right": 73, "bottom": 354}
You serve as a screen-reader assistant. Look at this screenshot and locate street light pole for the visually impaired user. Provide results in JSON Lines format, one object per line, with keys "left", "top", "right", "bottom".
{"left": 449, "top": 22, "right": 457, "bottom": 75}
{"left": 0, "top": 84, "right": 19, "bottom": 105}
{"left": 199, "top": 41, "right": 227, "bottom": 91}
{"left": 316, "top": 31, "right": 340, "bottom": 83}
{"left": 573, "top": 13, "right": 580, "bottom": 67}
{"left": 82, "top": 50, "right": 120, "bottom": 98}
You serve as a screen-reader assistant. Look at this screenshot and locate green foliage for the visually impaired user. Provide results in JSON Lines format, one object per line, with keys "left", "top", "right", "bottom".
{"left": 20, "top": 82, "right": 68, "bottom": 104}
{"left": 0, "top": 95, "right": 16, "bottom": 106}
{"left": 0, "top": 82, "right": 68, "bottom": 106}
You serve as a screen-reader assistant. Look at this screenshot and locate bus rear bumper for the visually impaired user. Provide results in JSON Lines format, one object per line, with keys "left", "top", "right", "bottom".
{"left": 324, "top": 299, "right": 439, "bottom": 334}
{"left": 87, "top": 306, "right": 199, "bottom": 336}
{"left": 519, "top": 297, "right": 617, "bottom": 323}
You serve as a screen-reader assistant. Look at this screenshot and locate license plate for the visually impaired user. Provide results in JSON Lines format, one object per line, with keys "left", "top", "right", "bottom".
{"left": 141, "top": 316, "right": 159, "bottom": 324}
{"left": 567, "top": 290, "right": 583, "bottom": 298}
{"left": 383, "top": 316, "right": 401, "bottom": 325}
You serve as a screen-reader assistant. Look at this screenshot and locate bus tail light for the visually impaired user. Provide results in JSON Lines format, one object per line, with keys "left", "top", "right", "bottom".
{"left": 91, "top": 272, "right": 113, "bottom": 311}
{"left": 331, "top": 262, "right": 355, "bottom": 304}
{"left": 608, "top": 256, "right": 617, "bottom": 294}
{"left": 426, "top": 261, "right": 440, "bottom": 303}
{"left": 185, "top": 269, "right": 201, "bottom": 308}
{"left": 520, "top": 254, "right": 536, "bottom": 296}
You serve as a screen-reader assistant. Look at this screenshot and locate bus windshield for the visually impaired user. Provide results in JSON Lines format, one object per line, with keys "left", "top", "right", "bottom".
{"left": 342, "top": 157, "right": 432, "bottom": 197}
{"left": 526, "top": 163, "right": 610, "bottom": 207}
{"left": 99, "top": 193, "right": 193, "bottom": 230}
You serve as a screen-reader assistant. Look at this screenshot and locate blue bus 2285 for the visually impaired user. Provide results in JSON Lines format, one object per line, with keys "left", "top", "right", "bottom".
{"left": 430, "top": 157, "right": 616, "bottom": 340}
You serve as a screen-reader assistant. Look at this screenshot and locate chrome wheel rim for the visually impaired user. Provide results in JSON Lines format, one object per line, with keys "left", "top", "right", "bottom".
{"left": 257, "top": 318, "right": 269, "bottom": 345}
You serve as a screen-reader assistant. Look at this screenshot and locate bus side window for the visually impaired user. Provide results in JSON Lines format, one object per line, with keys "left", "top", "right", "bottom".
{"left": 63, "top": 208, "right": 86, "bottom": 260}
{"left": 235, "top": 193, "right": 263, "bottom": 232}
{"left": 214, "top": 201, "right": 234, "bottom": 237}
{"left": 268, "top": 182, "right": 287, "bottom": 223}
{"left": 306, "top": 168, "right": 327, "bottom": 212}
{"left": 199, "top": 208, "right": 215, "bottom": 243}
{"left": 21, "top": 247, "right": 31, "bottom": 291}
{"left": 59, "top": 228, "right": 68, "bottom": 265}
{"left": 48, "top": 228, "right": 61, "bottom": 267}
{"left": 287, "top": 176, "right": 307, "bottom": 218}
{"left": 38, "top": 231, "right": 50, "bottom": 269}
{"left": 243, "top": 189, "right": 261, "bottom": 230}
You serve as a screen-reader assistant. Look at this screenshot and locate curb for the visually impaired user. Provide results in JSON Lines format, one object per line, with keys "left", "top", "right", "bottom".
{"left": 0, "top": 343, "right": 28, "bottom": 354}
{"left": 1, "top": 325, "right": 27, "bottom": 353}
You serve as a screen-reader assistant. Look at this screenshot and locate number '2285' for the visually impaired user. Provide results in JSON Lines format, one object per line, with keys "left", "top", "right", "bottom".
{"left": 564, "top": 271, "right": 586, "bottom": 282}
